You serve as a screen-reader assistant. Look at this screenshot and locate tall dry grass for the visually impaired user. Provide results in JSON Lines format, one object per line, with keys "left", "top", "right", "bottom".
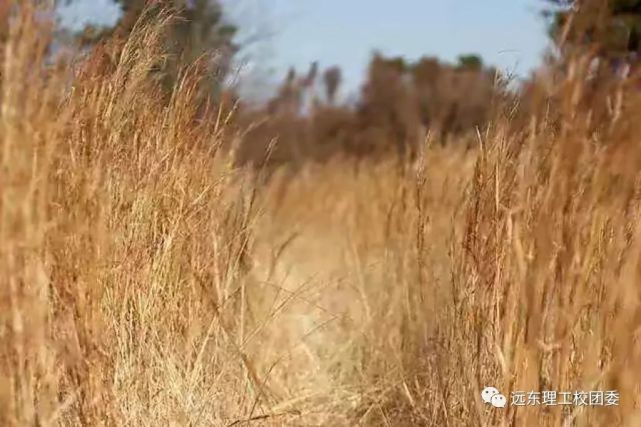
{"left": 1, "top": 6, "right": 261, "bottom": 426}
{"left": 1, "top": 3, "right": 641, "bottom": 426}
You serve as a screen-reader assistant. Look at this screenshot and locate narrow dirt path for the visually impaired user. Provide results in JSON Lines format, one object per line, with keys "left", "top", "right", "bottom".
{"left": 245, "top": 213, "right": 374, "bottom": 420}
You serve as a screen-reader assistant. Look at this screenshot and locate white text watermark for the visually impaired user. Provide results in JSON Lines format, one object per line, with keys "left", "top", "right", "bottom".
{"left": 482, "top": 387, "right": 620, "bottom": 408}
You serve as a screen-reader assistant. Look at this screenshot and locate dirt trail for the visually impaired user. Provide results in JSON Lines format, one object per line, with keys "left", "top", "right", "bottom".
{"left": 247, "top": 214, "right": 373, "bottom": 409}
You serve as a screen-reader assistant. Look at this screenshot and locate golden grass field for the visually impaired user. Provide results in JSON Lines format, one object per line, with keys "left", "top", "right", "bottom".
{"left": 2, "top": 5, "right": 641, "bottom": 426}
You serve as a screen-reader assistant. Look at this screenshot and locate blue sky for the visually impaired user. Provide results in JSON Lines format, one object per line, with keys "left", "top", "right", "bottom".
{"left": 59, "top": 0, "right": 550, "bottom": 100}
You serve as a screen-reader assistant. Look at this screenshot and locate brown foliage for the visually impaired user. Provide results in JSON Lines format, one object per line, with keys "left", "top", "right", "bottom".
{"left": 237, "top": 53, "right": 503, "bottom": 169}
{"left": 3, "top": 2, "right": 641, "bottom": 426}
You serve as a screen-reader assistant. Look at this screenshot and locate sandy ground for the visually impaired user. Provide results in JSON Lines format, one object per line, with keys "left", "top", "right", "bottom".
{"left": 245, "top": 211, "right": 375, "bottom": 417}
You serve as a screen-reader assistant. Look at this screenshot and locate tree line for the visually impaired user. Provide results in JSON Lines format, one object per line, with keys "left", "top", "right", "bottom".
{"left": 4, "top": 0, "right": 639, "bottom": 167}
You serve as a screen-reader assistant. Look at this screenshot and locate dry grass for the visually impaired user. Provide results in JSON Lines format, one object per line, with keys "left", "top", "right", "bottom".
{"left": 1, "top": 4, "right": 641, "bottom": 426}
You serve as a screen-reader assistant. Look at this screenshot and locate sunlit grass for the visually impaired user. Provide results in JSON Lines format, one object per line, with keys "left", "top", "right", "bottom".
{"left": 1, "top": 3, "right": 640, "bottom": 426}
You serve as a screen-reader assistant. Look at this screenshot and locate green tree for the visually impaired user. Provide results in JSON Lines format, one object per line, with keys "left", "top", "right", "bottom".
{"left": 63, "top": 0, "right": 238, "bottom": 101}
{"left": 456, "top": 54, "right": 483, "bottom": 71}
{"left": 544, "top": 0, "right": 641, "bottom": 59}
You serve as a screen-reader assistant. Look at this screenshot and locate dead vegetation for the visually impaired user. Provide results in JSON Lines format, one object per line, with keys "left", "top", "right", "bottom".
{"left": 1, "top": 3, "right": 641, "bottom": 426}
